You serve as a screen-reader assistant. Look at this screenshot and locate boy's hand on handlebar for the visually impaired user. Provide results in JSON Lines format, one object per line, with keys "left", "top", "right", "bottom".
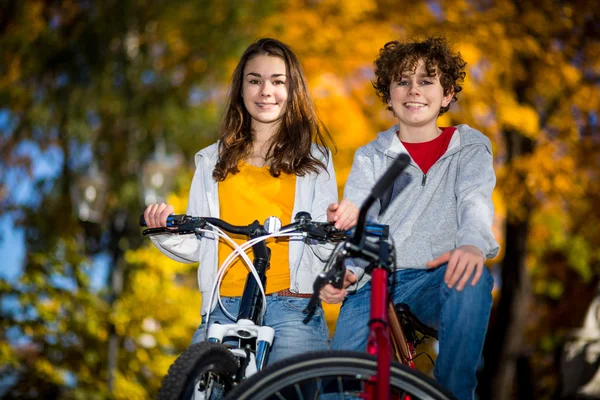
{"left": 319, "top": 271, "right": 358, "bottom": 304}
{"left": 144, "top": 203, "right": 175, "bottom": 228}
{"left": 426, "top": 245, "right": 485, "bottom": 291}
{"left": 327, "top": 199, "right": 359, "bottom": 230}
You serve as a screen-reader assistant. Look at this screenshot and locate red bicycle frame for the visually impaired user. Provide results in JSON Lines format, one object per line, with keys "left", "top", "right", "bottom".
{"left": 366, "top": 267, "right": 392, "bottom": 400}
{"left": 337, "top": 153, "right": 414, "bottom": 400}
{"left": 360, "top": 236, "right": 419, "bottom": 400}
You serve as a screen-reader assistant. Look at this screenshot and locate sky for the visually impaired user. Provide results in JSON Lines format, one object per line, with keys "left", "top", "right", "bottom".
{"left": 0, "top": 135, "right": 61, "bottom": 283}
{"left": 0, "top": 216, "right": 24, "bottom": 282}
{"left": 0, "top": 131, "right": 109, "bottom": 290}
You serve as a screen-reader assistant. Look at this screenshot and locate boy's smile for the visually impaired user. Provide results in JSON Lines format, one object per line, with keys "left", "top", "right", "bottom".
{"left": 404, "top": 101, "right": 427, "bottom": 109}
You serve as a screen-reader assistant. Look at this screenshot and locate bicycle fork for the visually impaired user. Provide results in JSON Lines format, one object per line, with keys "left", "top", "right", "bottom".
{"left": 207, "top": 322, "right": 275, "bottom": 376}
{"left": 365, "top": 266, "right": 392, "bottom": 400}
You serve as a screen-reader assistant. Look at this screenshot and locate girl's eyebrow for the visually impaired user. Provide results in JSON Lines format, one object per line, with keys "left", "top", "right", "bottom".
{"left": 246, "top": 72, "right": 287, "bottom": 78}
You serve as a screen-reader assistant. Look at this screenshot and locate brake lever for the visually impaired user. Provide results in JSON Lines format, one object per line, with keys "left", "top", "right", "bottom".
{"left": 142, "top": 227, "right": 175, "bottom": 236}
{"left": 302, "top": 273, "right": 327, "bottom": 324}
{"left": 303, "top": 222, "right": 348, "bottom": 243}
{"left": 305, "top": 225, "right": 329, "bottom": 240}
{"left": 142, "top": 218, "right": 207, "bottom": 236}
{"left": 303, "top": 255, "right": 346, "bottom": 323}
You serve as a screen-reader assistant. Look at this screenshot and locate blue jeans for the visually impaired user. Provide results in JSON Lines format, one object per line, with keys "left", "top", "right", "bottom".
{"left": 332, "top": 265, "right": 494, "bottom": 400}
{"left": 191, "top": 293, "right": 331, "bottom": 365}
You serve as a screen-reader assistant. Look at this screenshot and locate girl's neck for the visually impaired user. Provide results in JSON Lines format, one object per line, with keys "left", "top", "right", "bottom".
{"left": 251, "top": 119, "right": 280, "bottom": 143}
{"left": 247, "top": 121, "right": 280, "bottom": 167}
{"left": 396, "top": 122, "right": 441, "bottom": 143}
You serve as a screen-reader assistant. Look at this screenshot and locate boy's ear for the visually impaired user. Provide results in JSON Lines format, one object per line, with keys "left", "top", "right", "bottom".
{"left": 442, "top": 90, "right": 454, "bottom": 107}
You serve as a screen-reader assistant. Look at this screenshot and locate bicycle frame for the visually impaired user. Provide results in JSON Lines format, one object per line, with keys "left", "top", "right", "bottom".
{"left": 335, "top": 234, "right": 440, "bottom": 400}
{"left": 205, "top": 219, "right": 274, "bottom": 373}
{"left": 341, "top": 238, "right": 399, "bottom": 400}
{"left": 320, "top": 232, "right": 401, "bottom": 400}
{"left": 317, "top": 152, "right": 415, "bottom": 400}
{"left": 388, "top": 302, "right": 417, "bottom": 369}
{"left": 366, "top": 259, "right": 419, "bottom": 400}
{"left": 366, "top": 246, "right": 392, "bottom": 400}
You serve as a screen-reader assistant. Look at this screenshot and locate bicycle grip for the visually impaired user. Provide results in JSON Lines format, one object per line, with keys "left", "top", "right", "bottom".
{"left": 139, "top": 214, "right": 178, "bottom": 227}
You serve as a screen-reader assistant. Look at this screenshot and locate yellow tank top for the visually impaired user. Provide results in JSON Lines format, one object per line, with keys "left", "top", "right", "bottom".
{"left": 217, "top": 161, "right": 296, "bottom": 296}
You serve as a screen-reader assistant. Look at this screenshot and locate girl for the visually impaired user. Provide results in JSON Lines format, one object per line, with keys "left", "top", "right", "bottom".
{"left": 144, "top": 38, "right": 339, "bottom": 364}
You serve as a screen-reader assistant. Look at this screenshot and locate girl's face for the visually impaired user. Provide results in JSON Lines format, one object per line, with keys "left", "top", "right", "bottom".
{"left": 242, "top": 55, "right": 289, "bottom": 132}
{"left": 388, "top": 59, "right": 453, "bottom": 129}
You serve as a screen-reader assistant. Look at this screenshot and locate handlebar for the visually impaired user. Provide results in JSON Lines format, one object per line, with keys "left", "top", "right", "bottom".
{"left": 140, "top": 212, "right": 389, "bottom": 243}
{"left": 141, "top": 214, "right": 252, "bottom": 236}
{"left": 139, "top": 152, "right": 410, "bottom": 324}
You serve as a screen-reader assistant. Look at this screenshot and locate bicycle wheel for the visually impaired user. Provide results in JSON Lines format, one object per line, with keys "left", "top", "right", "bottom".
{"left": 224, "top": 350, "right": 456, "bottom": 400}
{"left": 158, "top": 341, "right": 239, "bottom": 400}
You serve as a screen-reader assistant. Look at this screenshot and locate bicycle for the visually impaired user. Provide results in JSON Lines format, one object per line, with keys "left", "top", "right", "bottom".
{"left": 140, "top": 210, "right": 385, "bottom": 399}
{"left": 224, "top": 153, "right": 458, "bottom": 400}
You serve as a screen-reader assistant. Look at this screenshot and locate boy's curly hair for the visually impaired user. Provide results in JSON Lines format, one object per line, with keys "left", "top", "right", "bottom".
{"left": 373, "top": 36, "right": 467, "bottom": 115}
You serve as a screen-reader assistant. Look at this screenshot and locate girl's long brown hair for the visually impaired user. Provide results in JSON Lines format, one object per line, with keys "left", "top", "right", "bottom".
{"left": 213, "top": 38, "right": 334, "bottom": 181}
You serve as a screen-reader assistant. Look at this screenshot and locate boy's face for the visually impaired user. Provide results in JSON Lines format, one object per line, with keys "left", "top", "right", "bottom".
{"left": 388, "top": 59, "right": 453, "bottom": 129}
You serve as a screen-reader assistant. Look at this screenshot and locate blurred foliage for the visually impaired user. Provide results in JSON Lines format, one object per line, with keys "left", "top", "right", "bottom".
{"left": 0, "top": 0, "right": 599, "bottom": 399}
{"left": 0, "top": 0, "right": 279, "bottom": 398}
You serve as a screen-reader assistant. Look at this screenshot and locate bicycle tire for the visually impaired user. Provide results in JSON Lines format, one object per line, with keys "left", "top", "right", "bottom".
{"left": 224, "top": 350, "right": 457, "bottom": 400}
{"left": 158, "top": 341, "right": 238, "bottom": 400}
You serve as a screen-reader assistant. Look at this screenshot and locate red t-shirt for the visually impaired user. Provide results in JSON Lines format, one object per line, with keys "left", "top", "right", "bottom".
{"left": 401, "top": 127, "right": 456, "bottom": 174}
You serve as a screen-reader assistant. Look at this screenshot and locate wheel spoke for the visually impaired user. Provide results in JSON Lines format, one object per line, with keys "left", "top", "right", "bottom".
{"left": 336, "top": 376, "right": 343, "bottom": 398}
{"left": 157, "top": 342, "right": 237, "bottom": 400}
{"left": 294, "top": 383, "right": 304, "bottom": 400}
{"left": 316, "top": 377, "right": 325, "bottom": 397}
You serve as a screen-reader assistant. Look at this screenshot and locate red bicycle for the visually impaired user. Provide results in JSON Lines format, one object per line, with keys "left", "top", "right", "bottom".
{"left": 224, "top": 154, "right": 457, "bottom": 400}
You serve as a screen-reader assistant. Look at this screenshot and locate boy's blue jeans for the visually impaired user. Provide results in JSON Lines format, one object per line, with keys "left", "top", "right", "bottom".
{"left": 191, "top": 293, "right": 331, "bottom": 365}
{"left": 332, "top": 264, "right": 494, "bottom": 400}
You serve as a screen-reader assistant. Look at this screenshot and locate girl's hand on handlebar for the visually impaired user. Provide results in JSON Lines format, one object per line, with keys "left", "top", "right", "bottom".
{"left": 426, "top": 245, "right": 485, "bottom": 291}
{"left": 319, "top": 271, "right": 358, "bottom": 304}
{"left": 144, "top": 203, "right": 175, "bottom": 228}
{"left": 327, "top": 199, "right": 358, "bottom": 230}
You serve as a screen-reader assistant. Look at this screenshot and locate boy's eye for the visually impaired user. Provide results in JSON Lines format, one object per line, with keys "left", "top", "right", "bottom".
{"left": 421, "top": 80, "right": 433, "bottom": 85}
{"left": 398, "top": 81, "right": 409, "bottom": 86}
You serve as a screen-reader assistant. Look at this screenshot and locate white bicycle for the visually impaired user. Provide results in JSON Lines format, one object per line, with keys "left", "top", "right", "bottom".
{"left": 141, "top": 211, "right": 354, "bottom": 399}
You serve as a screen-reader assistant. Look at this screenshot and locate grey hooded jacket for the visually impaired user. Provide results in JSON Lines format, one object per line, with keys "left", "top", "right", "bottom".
{"left": 345, "top": 124, "right": 500, "bottom": 290}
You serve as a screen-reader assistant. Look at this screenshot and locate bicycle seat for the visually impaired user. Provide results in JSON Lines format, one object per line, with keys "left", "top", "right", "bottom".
{"left": 394, "top": 303, "right": 438, "bottom": 339}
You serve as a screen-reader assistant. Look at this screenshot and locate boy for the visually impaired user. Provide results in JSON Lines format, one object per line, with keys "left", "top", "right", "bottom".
{"left": 324, "top": 36, "right": 500, "bottom": 400}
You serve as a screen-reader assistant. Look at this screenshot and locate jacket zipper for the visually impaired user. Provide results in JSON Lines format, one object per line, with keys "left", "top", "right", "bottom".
{"left": 421, "top": 174, "right": 427, "bottom": 186}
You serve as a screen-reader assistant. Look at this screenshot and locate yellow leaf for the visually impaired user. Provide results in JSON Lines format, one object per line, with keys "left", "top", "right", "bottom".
{"left": 497, "top": 95, "right": 540, "bottom": 139}
{"left": 114, "top": 372, "right": 148, "bottom": 400}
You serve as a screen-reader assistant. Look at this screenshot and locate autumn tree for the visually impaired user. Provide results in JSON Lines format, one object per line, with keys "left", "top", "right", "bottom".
{"left": 2, "top": 0, "right": 598, "bottom": 399}
{"left": 0, "top": 1, "right": 278, "bottom": 398}
{"left": 255, "top": 0, "right": 600, "bottom": 398}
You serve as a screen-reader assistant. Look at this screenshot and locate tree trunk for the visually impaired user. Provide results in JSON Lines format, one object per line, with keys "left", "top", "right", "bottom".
{"left": 478, "top": 129, "right": 535, "bottom": 399}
